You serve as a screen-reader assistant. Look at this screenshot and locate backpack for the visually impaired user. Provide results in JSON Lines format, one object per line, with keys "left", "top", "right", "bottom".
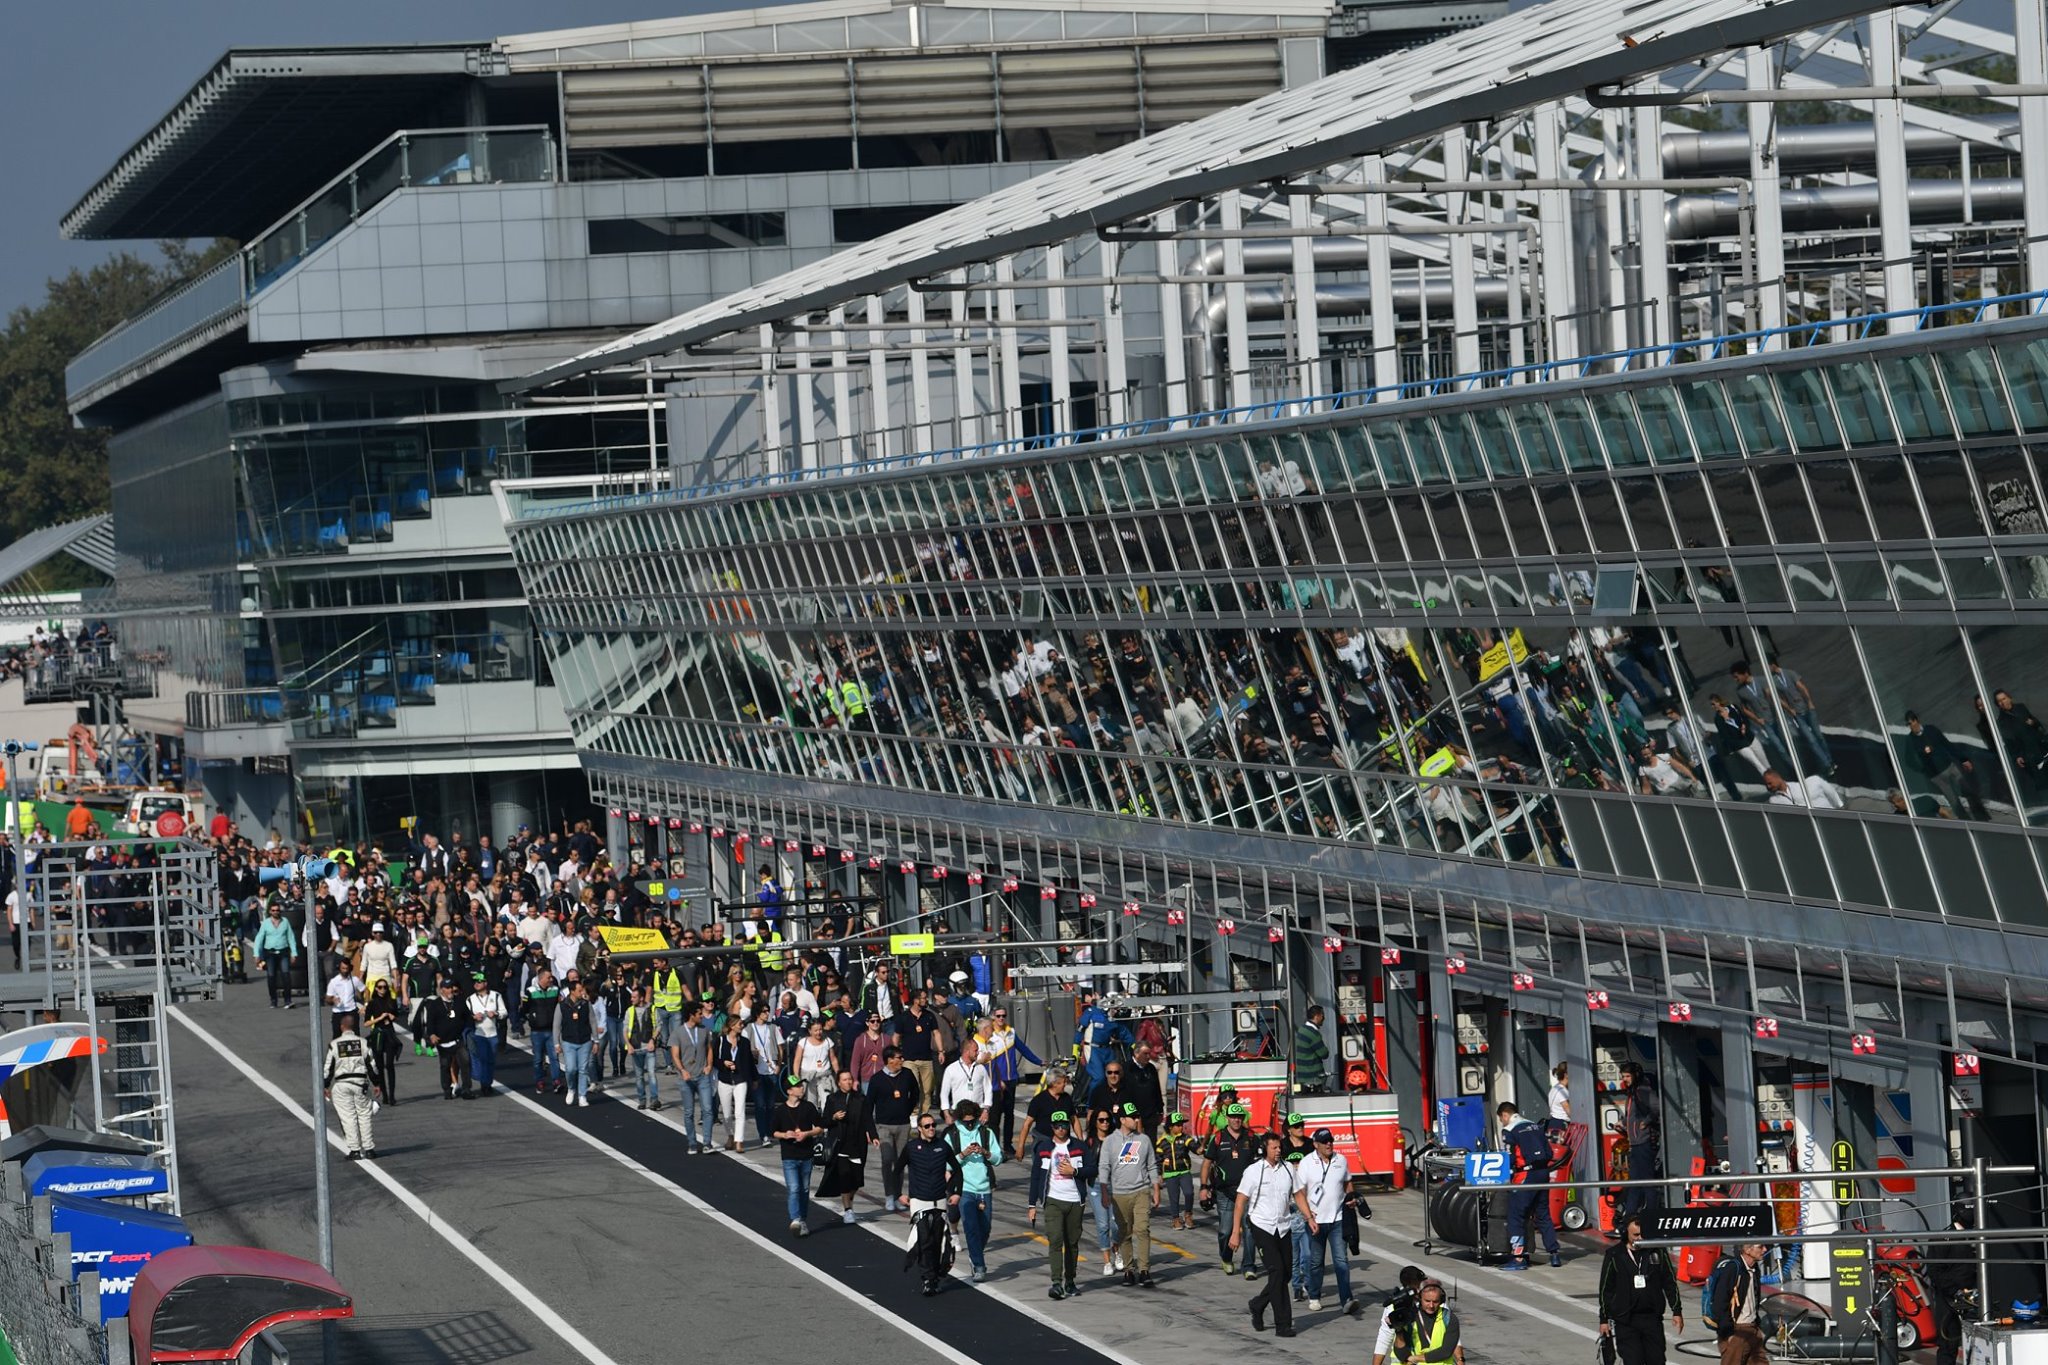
{"left": 1701, "top": 1254, "right": 1740, "bottom": 1330}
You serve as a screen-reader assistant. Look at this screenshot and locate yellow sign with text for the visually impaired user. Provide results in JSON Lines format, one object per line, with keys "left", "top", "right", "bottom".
{"left": 598, "top": 926, "right": 672, "bottom": 954}
{"left": 1475, "top": 629, "right": 1530, "bottom": 683}
{"left": 889, "top": 933, "right": 937, "bottom": 956}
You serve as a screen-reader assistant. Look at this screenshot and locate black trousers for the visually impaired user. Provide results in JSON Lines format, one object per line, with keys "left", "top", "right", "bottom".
{"left": 1933, "top": 1295, "right": 1961, "bottom": 1365}
{"left": 1619, "top": 1143, "right": 1662, "bottom": 1222}
{"left": 1613, "top": 1315, "right": 1667, "bottom": 1365}
{"left": 1249, "top": 1226, "right": 1293, "bottom": 1332}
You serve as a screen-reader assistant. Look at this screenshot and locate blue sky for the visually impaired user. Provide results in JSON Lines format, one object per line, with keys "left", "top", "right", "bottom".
{"left": 1, "top": 0, "right": 784, "bottom": 316}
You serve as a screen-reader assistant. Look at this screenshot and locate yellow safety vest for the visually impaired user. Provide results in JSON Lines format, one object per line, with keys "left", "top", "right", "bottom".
{"left": 1405, "top": 1309, "right": 1452, "bottom": 1361}
{"left": 745, "top": 929, "right": 787, "bottom": 972}
{"left": 840, "top": 679, "right": 868, "bottom": 716}
{"left": 652, "top": 969, "right": 685, "bottom": 1013}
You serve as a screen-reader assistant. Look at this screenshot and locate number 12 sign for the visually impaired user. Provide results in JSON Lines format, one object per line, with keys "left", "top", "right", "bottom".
{"left": 1464, "top": 1152, "right": 1512, "bottom": 1186}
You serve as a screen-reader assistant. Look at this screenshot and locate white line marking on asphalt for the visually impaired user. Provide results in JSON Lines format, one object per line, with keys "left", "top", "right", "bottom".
{"left": 573, "top": 1078, "right": 1149, "bottom": 1365}
{"left": 1350, "top": 1226, "right": 1599, "bottom": 1339}
{"left": 169, "top": 1008, "right": 625, "bottom": 1365}
{"left": 484, "top": 1080, "right": 988, "bottom": 1365}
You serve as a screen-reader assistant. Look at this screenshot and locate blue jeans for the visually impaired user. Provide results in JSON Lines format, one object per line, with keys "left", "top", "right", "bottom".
{"left": 678, "top": 1073, "right": 717, "bottom": 1145}
{"left": 561, "top": 1040, "right": 592, "bottom": 1099}
{"left": 960, "top": 1190, "right": 992, "bottom": 1271}
{"left": 529, "top": 1031, "right": 558, "bottom": 1088}
{"left": 1291, "top": 1221, "right": 1312, "bottom": 1292}
{"left": 751, "top": 1077, "right": 778, "bottom": 1144}
{"left": 1093, "top": 1184, "right": 1116, "bottom": 1253}
{"left": 469, "top": 1033, "right": 497, "bottom": 1090}
{"left": 783, "top": 1159, "right": 814, "bottom": 1222}
{"left": 631, "top": 1049, "right": 657, "bottom": 1103}
{"left": 1305, "top": 1221, "right": 1352, "bottom": 1303}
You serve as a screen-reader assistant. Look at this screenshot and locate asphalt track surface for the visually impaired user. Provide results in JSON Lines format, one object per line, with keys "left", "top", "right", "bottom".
{"left": 164, "top": 982, "right": 1722, "bottom": 1364}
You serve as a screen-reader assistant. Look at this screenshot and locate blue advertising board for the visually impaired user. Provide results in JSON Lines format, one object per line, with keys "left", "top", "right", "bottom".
{"left": 22, "top": 1150, "right": 168, "bottom": 1200}
{"left": 47, "top": 1191, "right": 192, "bottom": 1321}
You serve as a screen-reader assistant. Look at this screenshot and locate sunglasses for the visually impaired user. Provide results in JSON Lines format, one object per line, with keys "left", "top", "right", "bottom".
{"left": 918, "top": 1123, "right": 937, "bottom": 1131}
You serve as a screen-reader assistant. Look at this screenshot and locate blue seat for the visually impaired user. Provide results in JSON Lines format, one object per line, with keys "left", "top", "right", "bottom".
{"left": 255, "top": 694, "right": 285, "bottom": 721}
{"left": 399, "top": 477, "right": 431, "bottom": 516}
{"left": 434, "top": 459, "right": 466, "bottom": 494}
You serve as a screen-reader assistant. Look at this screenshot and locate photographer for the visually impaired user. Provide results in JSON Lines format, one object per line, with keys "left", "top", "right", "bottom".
{"left": 1373, "top": 1264, "right": 1427, "bottom": 1365}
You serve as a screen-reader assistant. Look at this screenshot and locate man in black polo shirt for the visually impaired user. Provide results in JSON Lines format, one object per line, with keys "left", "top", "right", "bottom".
{"left": 1202, "top": 1103, "right": 1263, "bottom": 1277}
{"left": 897, "top": 990, "right": 942, "bottom": 1106}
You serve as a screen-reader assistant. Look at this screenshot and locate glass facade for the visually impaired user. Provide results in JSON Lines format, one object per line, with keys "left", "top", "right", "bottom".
{"left": 513, "top": 316, "right": 2048, "bottom": 932}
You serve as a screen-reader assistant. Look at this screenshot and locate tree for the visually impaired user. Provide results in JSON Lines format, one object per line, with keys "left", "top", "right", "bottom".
{"left": 0, "top": 240, "right": 233, "bottom": 585}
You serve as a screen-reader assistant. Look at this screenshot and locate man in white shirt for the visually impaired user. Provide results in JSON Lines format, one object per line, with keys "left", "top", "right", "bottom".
{"left": 939, "top": 1038, "right": 992, "bottom": 1118}
{"left": 324, "top": 960, "right": 363, "bottom": 1039}
{"left": 548, "top": 923, "right": 585, "bottom": 981}
{"left": 1295, "top": 1128, "right": 1362, "bottom": 1315}
{"left": 1763, "top": 769, "right": 1845, "bottom": 810}
{"left": 358, "top": 922, "right": 399, "bottom": 991}
{"left": 1637, "top": 743, "right": 1702, "bottom": 797}
{"left": 466, "top": 973, "right": 509, "bottom": 1093}
{"left": 1231, "top": 1133, "right": 1299, "bottom": 1338}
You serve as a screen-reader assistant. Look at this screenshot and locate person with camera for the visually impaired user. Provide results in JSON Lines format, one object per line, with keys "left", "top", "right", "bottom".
{"left": 1373, "top": 1265, "right": 1428, "bottom": 1365}
{"left": 1598, "top": 1214, "right": 1682, "bottom": 1363}
{"left": 1396, "top": 1277, "right": 1465, "bottom": 1364}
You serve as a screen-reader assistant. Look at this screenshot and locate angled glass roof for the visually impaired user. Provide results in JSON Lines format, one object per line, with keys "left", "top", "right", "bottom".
{"left": 514, "top": 0, "right": 1909, "bottom": 392}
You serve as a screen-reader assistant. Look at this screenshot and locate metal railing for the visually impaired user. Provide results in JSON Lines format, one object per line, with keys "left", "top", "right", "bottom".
{"left": 519, "top": 287, "right": 2048, "bottom": 522}
{"left": 244, "top": 124, "right": 556, "bottom": 293}
{"left": 184, "top": 687, "right": 286, "bottom": 731}
{"left": 67, "top": 125, "right": 556, "bottom": 405}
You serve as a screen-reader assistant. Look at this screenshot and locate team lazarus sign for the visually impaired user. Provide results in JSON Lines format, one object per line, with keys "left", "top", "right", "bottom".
{"left": 1643, "top": 1205, "right": 1773, "bottom": 1240}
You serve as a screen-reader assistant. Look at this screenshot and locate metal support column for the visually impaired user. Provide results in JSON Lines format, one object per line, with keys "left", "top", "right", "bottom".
{"left": 904, "top": 285, "right": 933, "bottom": 454}
{"left": 1868, "top": 14, "right": 1916, "bottom": 329}
{"left": 1721, "top": 1019, "right": 1759, "bottom": 1178}
{"left": 864, "top": 296, "right": 890, "bottom": 461}
{"left": 1532, "top": 107, "right": 1577, "bottom": 361}
{"left": 1563, "top": 1001, "right": 1598, "bottom": 1184}
{"left": 1046, "top": 247, "right": 1072, "bottom": 437}
{"left": 1219, "top": 191, "right": 1253, "bottom": 411}
{"left": 757, "top": 325, "right": 783, "bottom": 474}
{"left": 2019, "top": 0, "right": 2048, "bottom": 293}
{"left": 1748, "top": 46, "right": 1788, "bottom": 341}
{"left": 1363, "top": 154, "right": 1399, "bottom": 396}
{"left": 1101, "top": 239, "right": 1130, "bottom": 426}
{"left": 1287, "top": 193, "right": 1322, "bottom": 399}
{"left": 1633, "top": 106, "right": 1672, "bottom": 351}
{"left": 993, "top": 258, "right": 1024, "bottom": 443}
{"left": 1156, "top": 213, "right": 1189, "bottom": 417}
{"left": 828, "top": 306, "right": 856, "bottom": 465}
{"left": 1443, "top": 126, "right": 1483, "bottom": 377}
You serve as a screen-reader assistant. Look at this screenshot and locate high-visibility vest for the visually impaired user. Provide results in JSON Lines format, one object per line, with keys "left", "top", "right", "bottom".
{"left": 747, "top": 929, "right": 787, "bottom": 972}
{"left": 1405, "top": 1309, "right": 1454, "bottom": 1361}
{"left": 840, "top": 679, "right": 868, "bottom": 717}
{"left": 652, "top": 969, "right": 685, "bottom": 1013}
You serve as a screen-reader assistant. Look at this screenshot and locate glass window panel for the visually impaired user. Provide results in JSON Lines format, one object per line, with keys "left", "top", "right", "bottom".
{"left": 1538, "top": 482, "right": 1590, "bottom": 554}
{"left": 1879, "top": 353, "right": 1955, "bottom": 442}
{"left": 1401, "top": 418, "right": 1450, "bottom": 484}
{"left": 1462, "top": 491, "right": 1513, "bottom": 558}
{"left": 1679, "top": 381, "right": 1742, "bottom": 460}
{"left": 1944, "top": 553, "right": 2008, "bottom": 600}
{"left": 1784, "top": 555, "right": 1838, "bottom": 604}
{"left": 1753, "top": 463, "right": 1820, "bottom": 543}
{"left": 1548, "top": 396, "right": 1607, "bottom": 471}
{"left": 1773, "top": 815, "right": 1838, "bottom": 901}
{"left": 1874, "top": 828, "right": 1943, "bottom": 915}
{"left": 1912, "top": 452, "right": 1985, "bottom": 538}
{"left": 1834, "top": 556, "right": 1889, "bottom": 603}
{"left": 1935, "top": 346, "right": 2015, "bottom": 436}
{"left": 2006, "top": 553, "right": 2048, "bottom": 601}
{"left": 1976, "top": 829, "right": 2048, "bottom": 927}
{"left": 1708, "top": 469, "right": 1770, "bottom": 544}
{"left": 1426, "top": 491, "right": 1474, "bottom": 559}
{"left": 1974, "top": 447, "right": 2048, "bottom": 539}
{"left": 1720, "top": 808, "right": 1788, "bottom": 895}
{"left": 1804, "top": 459, "right": 1875, "bottom": 542}
{"left": 1470, "top": 407, "right": 1524, "bottom": 478}
{"left": 1389, "top": 494, "right": 1443, "bottom": 559}
{"left": 1616, "top": 476, "right": 1677, "bottom": 551}
{"left": 1577, "top": 480, "right": 1632, "bottom": 553}
{"left": 1590, "top": 391, "right": 1651, "bottom": 467}
{"left": 1995, "top": 336, "right": 2048, "bottom": 432}
{"left": 1855, "top": 455, "right": 1929, "bottom": 540}
{"left": 1773, "top": 366, "right": 1843, "bottom": 451}
{"left": 1366, "top": 422, "right": 1414, "bottom": 486}
{"left": 1888, "top": 555, "right": 1946, "bottom": 602}
{"left": 1663, "top": 471, "right": 1723, "bottom": 547}
{"left": 1635, "top": 385, "right": 1696, "bottom": 464}
{"left": 1512, "top": 407, "right": 1562, "bottom": 474}
{"left": 1813, "top": 822, "right": 1885, "bottom": 908}
{"left": 1498, "top": 486, "right": 1553, "bottom": 556}
{"left": 1726, "top": 374, "right": 1791, "bottom": 455}
{"left": 1434, "top": 413, "right": 1486, "bottom": 481}
{"left": 1733, "top": 560, "right": 1787, "bottom": 605}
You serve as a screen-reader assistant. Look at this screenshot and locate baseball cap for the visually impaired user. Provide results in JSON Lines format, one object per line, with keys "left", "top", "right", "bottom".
{"left": 471, "top": 972, "right": 485, "bottom": 982}
{"left": 1286, "top": 1111, "right": 1306, "bottom": 1126}
{"left": 1119, "top": 1101, "right": 1140, "bottom": 1118}
{"left": 371, "top": 922, "right": 385, "bottom": 932}
{"left": 1219, "top": 1083, "right": 1237, "bottom": 1095}
{"left": 1167, "top": 1111, "right": 1187, "bottom": 1125}
{"left": 1226, "top": 1102, "right": 1248, "bottom": 1117}
{"left": 1312, "top": 1128, "right": 1336, "bottom": 1144}
{"left": 1050, "top": 1110, "right": 1072, "bottom": 1125}
{"left": 785, "top": 1074, "right": 805, "bottom": 1089}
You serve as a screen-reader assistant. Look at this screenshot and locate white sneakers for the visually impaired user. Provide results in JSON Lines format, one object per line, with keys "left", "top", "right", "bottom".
{"left": 1309, "top": 1298, "right": 1323, "bottom": 1311}
{"left": 574, "top": 1094, "right": 589, "bottom": 1107}
{"left": 842, "top": 1209, "right": 857, "bottom": 1225}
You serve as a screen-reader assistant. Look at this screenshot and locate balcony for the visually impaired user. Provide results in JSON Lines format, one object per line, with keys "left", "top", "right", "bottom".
{"left": 185, "top": 688, "right": 286, "bottom": 730}
{"left": 66, "top": 125, "right": 555, "bottom": 413}
{"left": 284, "top": 631, "right": 539, "bottom": 741}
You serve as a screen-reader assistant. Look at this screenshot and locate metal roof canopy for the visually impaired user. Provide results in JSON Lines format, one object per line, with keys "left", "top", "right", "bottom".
{"left": 61, "top": 45, "right": 493, "bottom": 242}
{"left": 511, "top": 0, "right": 1910, "bottom": 393}
{"left": 0, "top": 514, "right": 115, "bottom": 589}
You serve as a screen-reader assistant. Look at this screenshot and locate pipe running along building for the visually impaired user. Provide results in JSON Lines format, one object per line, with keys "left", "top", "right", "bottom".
{"left": 499, "top": 0, "right": 2048, "bottom": 1301}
